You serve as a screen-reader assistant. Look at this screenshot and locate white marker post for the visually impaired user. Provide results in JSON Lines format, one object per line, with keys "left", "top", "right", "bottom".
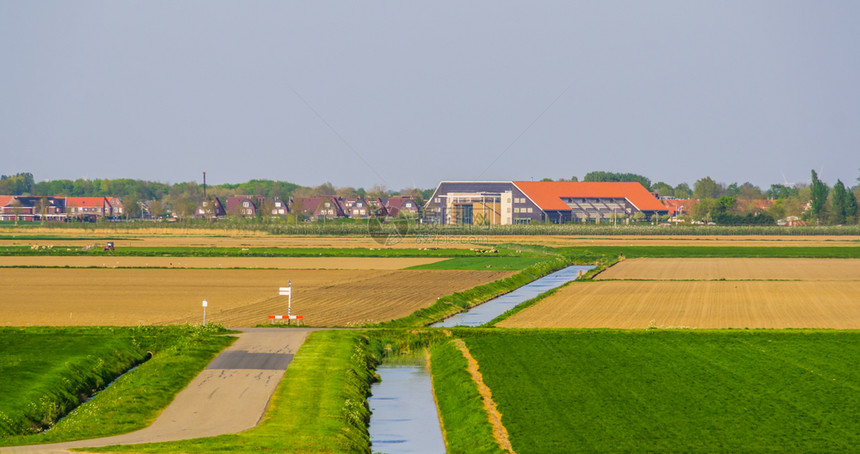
{"left": 279, "top": 281, "right": 292, "bottom": 323}
{"left": 202, "top": 299, "right": 208, "bottom": 327}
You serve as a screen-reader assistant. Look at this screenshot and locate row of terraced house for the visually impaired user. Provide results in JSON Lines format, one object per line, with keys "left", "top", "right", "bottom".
{"left": 0, "top": 196, "right": 124, "bottom": 222}
{"left": 195, "top": 195, "right": 420, "bottom": 220}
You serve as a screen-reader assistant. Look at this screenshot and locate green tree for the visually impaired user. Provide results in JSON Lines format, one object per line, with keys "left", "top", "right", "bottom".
{"left": 809, "top": 170, "right": 829, "bottom": 223}
{"left": 652, "top": 182, "right": 675, "bottom": 198}
{"left": 692, "top": 177, "right": 724, "bottom": 199}
{"left": 583, "top": 171, "right": 651, "bottom": 190}
{"left": 674, "top": 183, "right": 692, "bottom": 198}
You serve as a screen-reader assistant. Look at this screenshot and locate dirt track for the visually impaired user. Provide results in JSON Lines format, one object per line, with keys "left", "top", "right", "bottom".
{"left": 0, "top": 328, "right": 312, "bottom": 454}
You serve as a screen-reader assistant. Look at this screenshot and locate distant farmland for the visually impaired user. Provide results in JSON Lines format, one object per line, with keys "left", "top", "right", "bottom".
{"left": 500, "top": 258, "right": 860, "bottom": 329}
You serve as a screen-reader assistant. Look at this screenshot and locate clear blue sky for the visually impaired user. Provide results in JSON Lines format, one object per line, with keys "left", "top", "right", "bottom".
{"left": 2, "top": 1, "right": 858, "bottom": 190}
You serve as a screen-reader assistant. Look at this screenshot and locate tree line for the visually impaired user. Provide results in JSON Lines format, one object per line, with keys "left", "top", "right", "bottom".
{"left": 551, "top": 170, "right": 860, "bottom": 225}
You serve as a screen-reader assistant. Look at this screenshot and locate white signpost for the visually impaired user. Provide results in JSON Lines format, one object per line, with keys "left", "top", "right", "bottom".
{"left": 270, "top": 280, "right": 302, "bottom": 325}
{"left": 279, "top": 280, "right": 292, "bottom": 317}
{"left": 202, "top": 299, "right": 208, "bottom": 327}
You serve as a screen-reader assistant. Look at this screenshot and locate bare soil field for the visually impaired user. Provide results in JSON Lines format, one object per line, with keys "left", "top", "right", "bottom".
{"left": 596, "top": 258, "right": 860, "bottom": 281}
{"left": 0, "top": 268, "right": 511, "bottom": 327}
{"left": 498, "top": 280, "right": 860, "bottom": 329}
{"left": 0, "top": 256, "right": 443, "bottom": 270}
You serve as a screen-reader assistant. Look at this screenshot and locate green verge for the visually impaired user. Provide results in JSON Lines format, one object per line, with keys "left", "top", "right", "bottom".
{"left": 429, "top": 340, "right": 504, "bottom": 454}
{"left": 374, "top": 256, "right": 574, "bottom": 328}
{"left": 458, "top": 329, "right": 860, "bottom": 453}
{"left": 405, "top": 256, "right": 548, "bottom": 270}
{"left": 87, "top": 330, "right": 377, "bottom": 454}
{"left": 1, "top": 325, "right": 233, "bottom": 446}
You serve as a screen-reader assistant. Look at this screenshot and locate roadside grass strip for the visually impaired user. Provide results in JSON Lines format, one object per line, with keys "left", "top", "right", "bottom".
{"left": 86, "top": 330, "right": 376, "bottom": 453}
{"left": 459, "top": 329, "right": 860, "bottom": 453}
{"left": 1, "top": 325, "right": 233, "bottom": 446}
{"left": 430, "top": 340, "right": 507, "bottom": 454}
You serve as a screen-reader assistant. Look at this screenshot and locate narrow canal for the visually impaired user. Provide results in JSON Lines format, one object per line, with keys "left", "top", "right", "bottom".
{"left": 367, "top": 265, "right": 595, "bottom": 452}
{"left": 432, "top": 264, "right": 595, "bottom": 327}
{"left": 368, "top": 363, "right": 445, "bottom": 454}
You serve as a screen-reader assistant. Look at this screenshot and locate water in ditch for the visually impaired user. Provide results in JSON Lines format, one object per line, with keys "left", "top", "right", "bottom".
{"left": 432, "top": 264, "right": 595, "bottom": 327}
{"left": 368, "top": 364, "right": 445, "bottom": 454}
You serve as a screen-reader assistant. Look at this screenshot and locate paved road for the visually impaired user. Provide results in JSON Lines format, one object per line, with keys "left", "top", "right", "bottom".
{"left": 1, "top": 328, "right": 313, "bottom": 454}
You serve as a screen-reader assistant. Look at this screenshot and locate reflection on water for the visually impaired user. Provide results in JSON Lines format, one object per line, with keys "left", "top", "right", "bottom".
{"left": 433, "top": 265, "right": 595, "bottom": 327}
{"left": 369, "top": 365, "right": 445, "bottom": 454}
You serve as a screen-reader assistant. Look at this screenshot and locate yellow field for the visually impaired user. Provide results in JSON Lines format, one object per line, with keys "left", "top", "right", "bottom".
{"left": 596, "top": 258, "right": 860, "bottom": 281}
{"left": 0, "top": 256, "right": 443, "bottom": 270}
{"left": 0, "top": 268, "right": 512, "bottom": 327}
{"left": 500, "top": 258, "right": 860, "bottom": 329}
{"left": 495, "top": 234, "right": 860, "bottom": 248}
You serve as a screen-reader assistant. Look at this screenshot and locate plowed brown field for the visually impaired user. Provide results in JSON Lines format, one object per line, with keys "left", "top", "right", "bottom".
{"left": 0, "top": 268, "right": 511, "bottom": 327}
{"left": 500, "top": 258, "right": 860, "bottom": 329}
{"left": 0, "top": 256, "right": 443, "bottom": 269}
{"left": 596, "top": 258, "right": 860, "bottom": 280}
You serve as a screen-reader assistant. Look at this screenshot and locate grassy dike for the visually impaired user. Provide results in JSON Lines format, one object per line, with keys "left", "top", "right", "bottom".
{"left": 1, "top": 325, "right": 233, "bottom": 446}
{"left": 88, "top": 330, "right": 379, "bottom": 453}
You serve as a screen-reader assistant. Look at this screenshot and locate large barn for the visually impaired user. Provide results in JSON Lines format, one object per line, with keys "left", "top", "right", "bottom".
{"left": 423, "top": 181, "right": 668, "bottom": 225}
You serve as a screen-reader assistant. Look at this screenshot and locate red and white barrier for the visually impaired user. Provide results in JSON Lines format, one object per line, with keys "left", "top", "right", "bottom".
{"left": 268, "top": 314, "right": 304, "bottom": 325}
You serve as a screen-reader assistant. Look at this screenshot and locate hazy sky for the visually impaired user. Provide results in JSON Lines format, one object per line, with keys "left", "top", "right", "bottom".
{"left": 2, "top": 1, "right": 858, "bottom": 190}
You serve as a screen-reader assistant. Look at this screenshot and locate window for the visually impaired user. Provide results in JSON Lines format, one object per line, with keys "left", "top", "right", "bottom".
{"left": 243, "top": 201, "right": 250, "bottom": 207}
{"left": 514, "top": 207, "right": 520, "bottom": 213}
{"left": 527, "top": 208, "right": 534, "bottom": 213}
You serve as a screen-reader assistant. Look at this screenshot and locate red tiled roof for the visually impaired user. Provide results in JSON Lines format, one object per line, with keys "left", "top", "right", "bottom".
{"left": 513, "top": 182, "right": 667, "bottom": 211}
{"left": 661, "top": 199, "right": 698, "bottom": 215}
{"left": 65, "top": 197, "right": 108, "bottom": 207}
{"left": 0, "top": 196, "right": 15, "bottom": 207}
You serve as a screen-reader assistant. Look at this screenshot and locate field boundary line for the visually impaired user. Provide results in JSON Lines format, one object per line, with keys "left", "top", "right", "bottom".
{"left": 452, "top": 339, "right": 515, "bottom": 453}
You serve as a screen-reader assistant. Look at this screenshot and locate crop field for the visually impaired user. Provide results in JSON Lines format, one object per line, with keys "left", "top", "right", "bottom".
{"left": 596, "top": 257, "right": 860, "bottom": 280}
{"left": 498, "top": 280, "right": 860, "bottom": 329}
{"left": 0, "top": 268, "right": 512, "bottom": 327}
{"left": 0, "top": 256, "right": 444, "bottom": 270}
{"left": 495, "top": 234, "right": 860, "bottom": 248}
{"left": 460, "top": 329, "right": 860, "bottom": 453}
{"left": 500, "top": 258, "right": 860, "bottom": 329}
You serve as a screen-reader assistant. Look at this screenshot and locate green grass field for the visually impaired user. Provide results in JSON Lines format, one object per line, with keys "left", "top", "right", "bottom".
{"left": 561, "top": 245, "right": 860, "bottom": 258}
{"left": 406, "top": 256, "right": 549, "bottom": 270}
{"left": 1, "top": 326, "right": 233, "bottom": 446}
{"left": 460, "top": 329, "right": 860, "bottom": 453}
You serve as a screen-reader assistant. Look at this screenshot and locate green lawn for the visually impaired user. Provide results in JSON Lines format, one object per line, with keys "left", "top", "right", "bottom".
{"left": 460, "top": 329, "right": 860, "bottom": 453}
